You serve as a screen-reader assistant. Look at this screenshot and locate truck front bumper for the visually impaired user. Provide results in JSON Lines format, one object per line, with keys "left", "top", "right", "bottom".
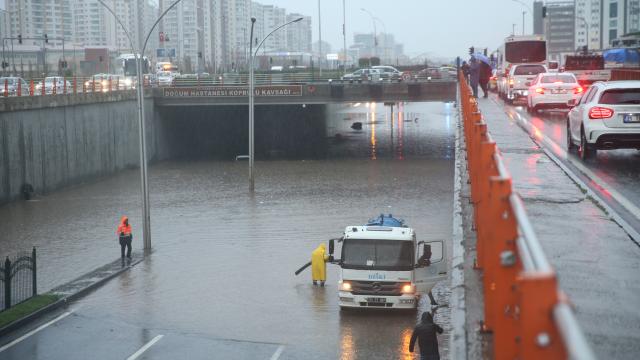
{"left": 338, "top": 291, "right": 417, "bottom": 309}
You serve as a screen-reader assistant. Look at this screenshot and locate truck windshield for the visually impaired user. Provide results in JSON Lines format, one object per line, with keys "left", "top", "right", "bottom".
{"left": 341, "top": 239, "right": 414, "bottom": 270}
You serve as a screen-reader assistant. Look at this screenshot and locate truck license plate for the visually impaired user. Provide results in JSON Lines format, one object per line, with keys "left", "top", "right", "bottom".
{"left": 366, "top": 297, "right": 386, "bottom": 303}
{"left": 623, "top": 114, "right": 640, "bottom": 123}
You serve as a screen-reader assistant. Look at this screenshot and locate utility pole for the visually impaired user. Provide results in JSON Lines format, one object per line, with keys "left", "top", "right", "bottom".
{"left": 342, "top": 0, "right": 347, "bottom": 74}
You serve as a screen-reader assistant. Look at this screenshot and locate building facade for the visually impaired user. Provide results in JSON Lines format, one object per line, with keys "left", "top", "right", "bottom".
{"left": 544, "top": 1, "right": 576, "bottom": 62}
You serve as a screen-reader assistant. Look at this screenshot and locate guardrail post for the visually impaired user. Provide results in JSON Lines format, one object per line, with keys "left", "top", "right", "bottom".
{"left": 29, "top": 79, "right": 34, "bottom": 96}
{"left": 4, "top": 79, "right": 8, "bottom": 97}
{"left": 517, "top": 272, "right": 566, "bottom": 359}
{"left": 53, "top": 78, "right": 57, "bottom": 95}
{"left": 63, "top": 77, "right": 67, "bottom": 94}
{"left": 73, "top": 78, "right": 77, "bottom": 94}
{"left": 92, "top": 78, "right": 96, "bottom": 93}
{"left": 475, "top": 141, "right": 496, "bottom": 270}
{"left": 41, "top": 80, "right": 45, "bottom": 96}
{"left": 17, "top": 78, "right": 22, "bottom": 96}
{"left": 3, "top": 257, "right": 10, "bottom": 310}
{"left": 32, "top": 247, "right": 37, "bottom": 296}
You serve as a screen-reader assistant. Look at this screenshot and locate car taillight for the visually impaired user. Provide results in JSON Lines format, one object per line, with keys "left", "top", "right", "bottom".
{"left": 588, "top": 106, "right": 614, "bottom": 119}
{"left": 509, "top": 78, "right": 514, "bottom": 85}
{"left": 574, "top": 86, "right": 583, "bottom": 94}
{"left": 535, "top": 87, "right": 544, "bottom": 94}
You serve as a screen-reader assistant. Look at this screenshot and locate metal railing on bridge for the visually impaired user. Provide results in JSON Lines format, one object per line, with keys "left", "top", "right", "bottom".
{"left": 0, "top": 71, "right": 451, "bottom": 98}
{"left": 459, "top": 71, "right": 596, "bottom": 360}
{"left": 0, "top": 247, "right": 37, "bottom": 311}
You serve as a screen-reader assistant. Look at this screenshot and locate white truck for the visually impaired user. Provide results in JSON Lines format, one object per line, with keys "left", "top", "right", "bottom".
{"left": 329, "top": 215, "right": 447, "bottom": 310}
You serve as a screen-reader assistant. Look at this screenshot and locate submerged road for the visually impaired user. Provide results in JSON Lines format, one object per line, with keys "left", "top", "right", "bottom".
{"left": 0, "top": 101, "right": 455, "bottom": 359}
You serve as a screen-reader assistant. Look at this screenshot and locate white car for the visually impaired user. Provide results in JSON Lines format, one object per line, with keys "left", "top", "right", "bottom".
{"left": 504, "top": 63, "right": 547, "bottom": 103}
{"left": 156, "top": 71, "right": 174, "bottom": 87}
{"left": 526, "top": 73, "right": 583, "bottom": 113}
{"left": 372, "top": 65, "right": 403, "bottom": 81}
{"left": 341, "top": 68, "right": 382, "bottom": 83}
{"left": 567, "top": 81, "right": 640, "bottom": 160}
{"left": 36, "top": 76, "right": 72, "bottom": 95}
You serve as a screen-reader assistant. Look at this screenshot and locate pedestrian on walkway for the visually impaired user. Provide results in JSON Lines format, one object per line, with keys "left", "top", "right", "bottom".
{"left": 117, "top": 216, "right": 133, "bottom": 260}
{"left": 469, "top": 57, "right": 480, "bottom": 98}
{"left": 409, "top": 311, "right": 444, "bottom": 360}
{"left": 461, "top": 61, "right": 470, "bottom": 83}
{"left": 311, "top": 243, "right": 329, "bottom": 286}
{"left": 479, "top": 61, "right": 492, "bottom": 98}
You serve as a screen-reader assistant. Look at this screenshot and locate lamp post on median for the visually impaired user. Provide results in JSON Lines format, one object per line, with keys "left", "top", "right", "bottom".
{"left": 98, "top": 0, "right": 185, "bottom": 251}
{"left": 576, "top": 16, "right": 590, "bottom": 52}
{"left": 248, "top": 16, "right": 303, "bottom": 192}
{"left": 361, "top": 8, "right": 377, "bottom": 60}
{"left": 511, "top": 0, "right": 532, "bottom": 35}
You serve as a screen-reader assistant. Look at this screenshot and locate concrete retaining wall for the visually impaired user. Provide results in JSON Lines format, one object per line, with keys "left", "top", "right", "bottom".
{"left": 0, "top": 98, "right": 157, "bottom": 205}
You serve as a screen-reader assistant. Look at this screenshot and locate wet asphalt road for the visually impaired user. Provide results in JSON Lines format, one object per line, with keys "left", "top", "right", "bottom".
{"left": 499, "top": 99, "right": 640, "bottom": 237}
{"left": 0, "top": 101, "right": 455, "bottom": 359}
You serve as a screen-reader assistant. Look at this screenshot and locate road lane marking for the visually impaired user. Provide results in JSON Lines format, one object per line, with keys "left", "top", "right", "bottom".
{"left": 501, "top": 105, "right": 640, "bottom": 243}
{"left": 126, "top": 334, "right": 164, "bottom": 360}
{"left": 0, "top": 311, "right": 72, "bottom": 353}
{"left": 269, "top": 345, "right": 285, "bottom": 360}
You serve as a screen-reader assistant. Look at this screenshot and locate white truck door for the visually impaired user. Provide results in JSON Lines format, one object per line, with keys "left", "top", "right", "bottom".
{"left": 414, "top": 240, "right": 447, "bottom": 294}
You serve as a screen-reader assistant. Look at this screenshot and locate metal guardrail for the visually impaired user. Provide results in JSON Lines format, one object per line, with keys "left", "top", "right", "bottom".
{"left": 0, "top": 71, "right": 454, "bottom": 98}
{"left": 459, "top": 70, "right": 596, "bottom": 360}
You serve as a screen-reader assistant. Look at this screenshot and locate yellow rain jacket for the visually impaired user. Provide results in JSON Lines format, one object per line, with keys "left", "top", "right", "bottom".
{"left": 311, "top": 243, "right": 329, "bottom": 281}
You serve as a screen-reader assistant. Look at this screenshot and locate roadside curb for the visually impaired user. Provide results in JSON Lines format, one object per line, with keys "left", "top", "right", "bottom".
{"left": 449, "top": 85, "right": 468, "bottom": 359}
{"left": 0, "top": 255, "right": 144, "bottom": 338}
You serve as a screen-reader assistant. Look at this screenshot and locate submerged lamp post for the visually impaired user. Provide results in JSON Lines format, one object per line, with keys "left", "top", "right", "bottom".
{"left": 248, "top": 16, "right": 303, "bottom": 192}
{"left": 98, "top": 0, "right": 184, "bottom": 250}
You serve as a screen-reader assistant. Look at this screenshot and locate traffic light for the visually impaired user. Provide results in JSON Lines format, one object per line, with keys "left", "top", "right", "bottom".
{"left": 198, "top": 51, "right": 202, "bottom": 59}
{"left": 469, "top": 46, "right": 475, "bottom": 55}
{"left": 44, "top": 34, "right": 48, "bottom": 43}
{"left": 17, "top": 34, "right": 22, "bottom": 44}
{"left": 1, "top": 61, "right": 8, "bottom": 69}
{"left": 542, "top": 6, "right": 547, "bottom": 18}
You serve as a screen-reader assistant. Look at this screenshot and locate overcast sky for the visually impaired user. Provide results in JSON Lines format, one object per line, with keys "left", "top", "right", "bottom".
{"left": 269, "top": 0, "right": 535, "bottom": 60}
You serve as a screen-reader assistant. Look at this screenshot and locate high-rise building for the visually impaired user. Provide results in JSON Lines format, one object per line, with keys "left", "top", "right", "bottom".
{"left": 160, "top": 0, "right": 209, "bottom": 73}
{"left": 544, "top": 1, "right": 575, "bottom": 62}
{"left": 6, "top": 0, "right": 72, "bottom": 47}
{"left": 286, "top": 13, "right": 311, "bottom": 53}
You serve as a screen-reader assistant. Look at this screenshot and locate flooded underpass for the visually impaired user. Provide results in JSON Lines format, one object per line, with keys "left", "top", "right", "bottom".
{"left": 0, "top": 101, "right": 456, "bottom": 359}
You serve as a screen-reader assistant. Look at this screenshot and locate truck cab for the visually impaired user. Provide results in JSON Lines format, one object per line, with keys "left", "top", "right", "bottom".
{"left": 334, "top": 223, "right": 446, "bottom": 310}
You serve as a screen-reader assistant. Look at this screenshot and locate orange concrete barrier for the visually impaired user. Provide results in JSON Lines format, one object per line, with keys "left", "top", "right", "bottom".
{"left": 458, "top": 71, "right": 595, "bottom": 360}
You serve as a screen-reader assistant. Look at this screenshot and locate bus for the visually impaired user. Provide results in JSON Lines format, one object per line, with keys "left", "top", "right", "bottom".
{"left": 496, "top": 35, "right": 547, "bottom": 97}
{"left": 113, "top": 53, "right": 151, "bottom": 87}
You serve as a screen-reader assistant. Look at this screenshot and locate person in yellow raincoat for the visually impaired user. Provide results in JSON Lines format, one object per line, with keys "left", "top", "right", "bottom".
{"left": 311, "top": 243, "right": 329, "bottom": 286}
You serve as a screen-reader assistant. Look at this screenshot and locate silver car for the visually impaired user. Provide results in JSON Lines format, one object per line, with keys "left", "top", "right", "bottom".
{"left": 0, "top": 77, "right": 30, "bottom": 96}
{"left": 567, "top": 81, "right": 640, "bottom": 160}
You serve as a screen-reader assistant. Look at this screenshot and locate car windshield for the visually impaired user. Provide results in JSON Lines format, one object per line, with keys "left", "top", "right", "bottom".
{"left": 341, "top": 239, "right": 414, "bottom": 270}
{"left": 514, "top": 65, "right": 546, "bottom": 75}
{"left": 599, "top": 89, "right": 640, "bottom": 104}
{"left": 158, "top": 72, "right": 171, "bottom": 77}
{"left": 541, "top": 75, "right": 576, "bottom": 84}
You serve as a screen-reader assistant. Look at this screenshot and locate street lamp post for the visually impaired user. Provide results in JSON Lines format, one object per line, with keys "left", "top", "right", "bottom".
{"left": 248, "top": 16, "right": 303, "bottom": 192}
{"left": 318, "top": 0, "right": 322, "bottom": 78}
{"left": 373, "top": 17, "right": 387, "bottom": 64}
{"left": 576, "top": 16, "right": 590, "bottom": 52}
{"left": 512, "top": 0, "right": 532, "bottom": 35}
{"left": 361, "top": 8, "right": 377, "bottom": 60}
{"left": 342, "top": 0, "right": 347, "bottom": 74}
{"left": 98, "top": 0, "right": 185, "bottom": 251}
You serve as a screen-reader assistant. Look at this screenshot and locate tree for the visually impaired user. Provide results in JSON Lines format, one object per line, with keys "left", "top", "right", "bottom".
{"left": 370, "top": 57, "right": 381, "bottom": 66}
{"left": 358, "top": 57, "right": 369, "bottom": 67}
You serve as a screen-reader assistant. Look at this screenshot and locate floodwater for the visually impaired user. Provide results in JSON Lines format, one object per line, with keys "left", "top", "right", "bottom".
{"left": 0, "top": 101, "right": 455, "bottom": 359}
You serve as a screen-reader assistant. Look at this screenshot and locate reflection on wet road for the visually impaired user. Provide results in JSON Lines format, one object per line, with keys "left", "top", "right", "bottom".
{"left": 0, "top": 101, "right": 455, "bottom": 359}
{"left": 500, "top": 100, "right": 640, "bottom": 237}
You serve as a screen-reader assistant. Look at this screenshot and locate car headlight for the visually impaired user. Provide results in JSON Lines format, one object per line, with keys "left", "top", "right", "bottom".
{"left": 401, "top": 283, "right": 415, "bottom": 294}
{"left": 339, "top": 281, "right": 352, "bottom": 292}
{"left": 124, "top": 79, "right": 132, "bottom": 86}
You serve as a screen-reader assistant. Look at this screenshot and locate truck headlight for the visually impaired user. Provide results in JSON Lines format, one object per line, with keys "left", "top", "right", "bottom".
{"left": 124, "top": 78, "right": 132, "bottom": 86}
{"left": 339, "top": 281, "right": 352, "bottom": 291}
{"left": 401, "top": 283, "right": 415, "bottom": 294}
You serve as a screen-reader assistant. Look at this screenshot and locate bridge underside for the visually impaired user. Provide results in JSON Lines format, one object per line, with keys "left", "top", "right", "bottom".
{"left": 152, "top": 81, "right": 457, "bottom": 106}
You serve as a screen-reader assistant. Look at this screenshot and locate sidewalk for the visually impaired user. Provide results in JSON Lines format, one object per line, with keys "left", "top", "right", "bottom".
{"left": 0, "top": 253, "right": 143, "bottom": 337}
{"left": 469, "top": 96, "right": 640, "bottom": 359}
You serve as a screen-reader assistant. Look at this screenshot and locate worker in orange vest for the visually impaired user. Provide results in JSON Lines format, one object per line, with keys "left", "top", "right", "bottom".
{"left": 117, "top": 216, "right": 133, "bottom": 260}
